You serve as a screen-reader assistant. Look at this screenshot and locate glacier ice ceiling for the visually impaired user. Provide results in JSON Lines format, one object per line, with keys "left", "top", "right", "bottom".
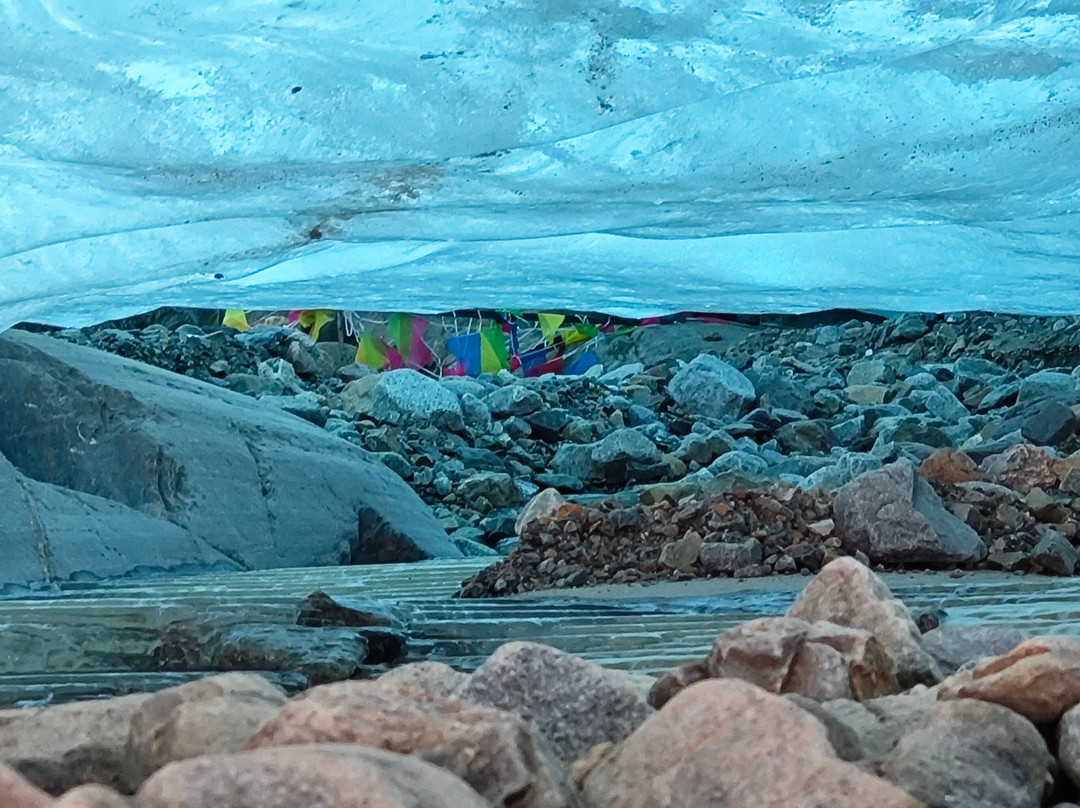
{"left": 2, "top": 0, "right": 1079, "bottom": 330}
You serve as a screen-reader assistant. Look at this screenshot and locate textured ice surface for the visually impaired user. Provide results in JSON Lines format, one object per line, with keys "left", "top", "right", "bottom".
{"left": 2, "top": 0, "right": 1079, "bottom": 329}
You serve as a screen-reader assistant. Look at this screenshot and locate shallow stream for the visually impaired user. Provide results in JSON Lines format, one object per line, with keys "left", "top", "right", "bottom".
{"left": 3, "top": 561, "right": 1079, "bottom": 707}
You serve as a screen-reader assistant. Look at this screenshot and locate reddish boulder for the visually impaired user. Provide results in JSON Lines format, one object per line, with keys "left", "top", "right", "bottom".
{"left": 938, "top": 636, "right": 1080, "bottom": 723}
{"left": 135, "top": 744, "right": 490, "bottom": 808}
{"left": 247, "top": 679, "right": 576, "bottom": 808}
{"left": 788, "top": 557, "right": 942, "bottom": 687}
{"left": 0, "top": 693, "right": 149, "bottom": 795}
{"left": 707, "top": 617, "right": 898, "bottom": 701}
{"left": 918, "top": 449, "right": 981, "bottom": 484}
{"left": 980, "top": 444, "right": 1059, "bottom": 494}
{"left": 580, "top": 679, "right": 922, "bottom": 808}
{"left": 0, "top": 762, "right": 52, "bottom": 808}
{"left": 125, "top": 672, "right": 288, "bottom": 788}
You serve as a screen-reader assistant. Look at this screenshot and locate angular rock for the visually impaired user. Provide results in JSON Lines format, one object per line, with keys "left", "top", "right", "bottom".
{"left": 879, "top": 699, "right": 1052, "bottom": 808}
{"left": 938, "top": 636, "right": 1080, "bottom": 722}
{"left": 484, "top": 385, "right": 544, "bottom": 416}
{"left": 295, "top": 592, "right": 401, "bottom": 629}
{"left": 340, "top": 368, "right": 464, "bottom": 430}
{"left": 833, "top": 460, "right": 987, "bottom": 566}
{"left": 580, "top": 679, "right": 921, "bottom": 808}
{"left": 246, "top": 680, "right": 575, "bottom": 808}
{"left": 658, "top": 531, "right": 701, "bottom": 572}
{"left": 805, "top": 688, "right": 937, "bottom": 761}
{"left": 918, "top": 448, "right": 981, "bottom": 484}
{"left": 515, "top": 488, "right": 566, "bottom": 535}
{"left": 788, "top": 557, "right": 942, "bottom": 687}
{"left": 125, "top": 673, "right": 288, "bottom": 790}
{"left": 1030, "top": 529, "right": 1079, "bottom": 576}
{"left": 848, "top": 358, "right": 893, "bottom": 387}
{"left": 1022, "top": 400, "right": 1078, "bottom": 446}
{"left": 775, "top": 419, "right": 832, "bottom": 455}
{"left": 456, "top": 471, "right": 524, "bottom": 510}
{"left": 0, "top": 692, "right": 149, "bottom": 795}
{"left": 456, "top": 641, "right": 652, "bottom": 765}
{"left": 706, "top": 617, "right": 898, "bottom": 701}
{"left": 921, "top": 625, "right": 1029, "bottom": 676}
{"left": 208, "top": 624, "right": 367, "bottom": 684}
{"left": 668, "top": 354, "right": 756, "bottom": 419}
{"left": 590, "top": 428, "right": 661, "bottom": 470}
{"left": 0, "top": 330, "right": 459, "bottom": 588}
{"left": 376, "top": 662, "right": 470, "bottom": 699}
{"left": 980, "top": 444, "right": 1059, "bottom": 494}
{"left": 698, "top": 538, "right": 762, "bottom": 573}
{"left": 135, "top": 744, "right": 490, "bottom": 808}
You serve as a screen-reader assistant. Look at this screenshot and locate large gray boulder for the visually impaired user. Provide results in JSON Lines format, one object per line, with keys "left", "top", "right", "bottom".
{"left": 0, "top": 330, "right": 459, "bottom": 591}
{"left": 833, "top": 460, "right": 987, "bottom": 567}
{"left": 340, "top": 369, "right": 464, "bottom": 429}
{"left": 667, "top": 354, "right": 756, "bottom": 419}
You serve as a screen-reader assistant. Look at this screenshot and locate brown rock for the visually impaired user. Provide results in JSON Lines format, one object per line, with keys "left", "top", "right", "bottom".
{"left": 135, "top": 744, "right": 490, "bottom": 808}
{"left": 456, "top": 641, "right": 652, "bottom": 766}
{"left": 788, "top": 557, "right": 942, "bottom": 687}
{"left": 516, "top": 488, "right": 567, "bottom": 535}
{"left": 918, "top": 449, "right": 981, "bottom": 484}
{"left": 376, "top": 661, "right": 470, "bottom": 698}
{"left": 125, "top": 673, "right": 288, "bottom": 789}
{"left": 580, "top": 679, "right": 922, "bottom": 808}
{"left": 0, "top": 693, "right": 149, "bottom": 795}
{"left": 0, "top": 762, "right": 52, "bottom": 808}
{"left": 938, "top": 636, "right": 1080, "bottom": 722}
{"left": 707, "top": 617, "right": 898, "bottom": 701}
{"left": 647, "top": 660, "right": 709, "bottom": 709}
{"left": 879, "top": 699, "right": 1052, "bottom": 808}
{"left": 247, "top": 679, "right": 575, "bottom": 808}
{"left": 980, "top": 444, "right": 1059, "bottom": 494}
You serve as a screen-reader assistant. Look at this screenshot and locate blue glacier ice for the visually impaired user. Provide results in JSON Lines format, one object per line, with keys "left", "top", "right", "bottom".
{"left": 1, "top": 0, "right": 1079, "bottom": 330}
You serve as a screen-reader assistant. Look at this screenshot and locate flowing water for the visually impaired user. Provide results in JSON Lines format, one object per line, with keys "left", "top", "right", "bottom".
{"left": 4, "top": 560, "right": 1080, "bottom": 706}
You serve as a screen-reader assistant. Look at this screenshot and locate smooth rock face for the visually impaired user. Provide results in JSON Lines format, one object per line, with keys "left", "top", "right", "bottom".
{"left": 456, "top": 641, "right": 653, "bottom": 766}
{"left": 668, "top": 354, "right": 756, "bottom": 419}
{"left": 878, "top": 699, "right": 1052, "bottom": 808}
{"left": 375, "top": 662, "right": 470, "bottom": 699}
{"left": 0, "top": 762, "right": 52, "bottom": 808}
{"left": 0, "top": 453, "right": 235, "bottom": 595}
{"left": 706, "top": 617, "right": 898, "bottom": 701}
{"left": 0, "top": 692, "right": 150, "bottom": 795}
{"left": 1058, "top": 703, "right": 1080, "bottom": 791}
{"left": 921, "top": 625, "right": 1029, "bottom": 676}
{"left": 135, "top": 744, "right": 491, "bottom": 808}
{"left": 787, "top": 557, "right": 942, "bottom": 687}
{"left": 938, "top": 636, "right": 1080, "bottom": 723}
{"left": 0, "top": 330, "right": 459, "bottom": 589}
{"left": 125, "top": 673, "right": 288, "bottom": 789}
{"left": 580, "top": 679, "right": 921, "bottom": 808}
{"left": 246, "top": 680, "right": 576, "bottom": 808}
{"left": 54, "top": 784, "right": 134, "bottom": 808}
{"left": 833, "top": 460, "right": 987, "bottom": 567}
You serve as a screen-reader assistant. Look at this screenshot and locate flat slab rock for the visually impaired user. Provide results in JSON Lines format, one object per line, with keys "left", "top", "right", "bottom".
{"left": 0, "top": 330, "right": 459, "bottom": 590}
